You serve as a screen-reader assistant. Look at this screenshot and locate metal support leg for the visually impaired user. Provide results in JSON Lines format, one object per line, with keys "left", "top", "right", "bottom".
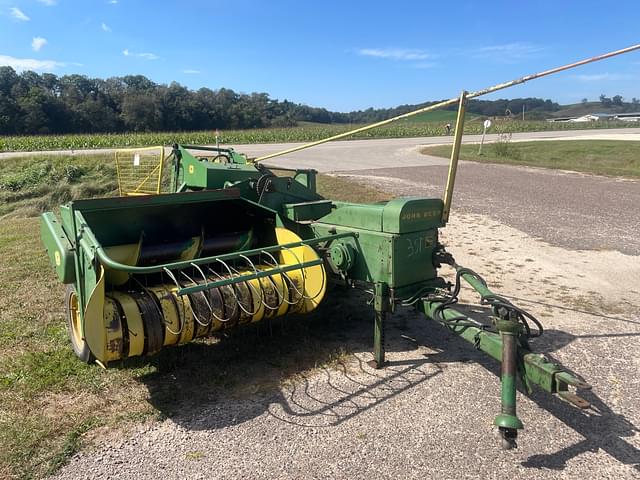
{"left": 369, "top": 282, "right": 389, "bottom": 369}
{"left": 494, "top": 319, "right": 524, "bottom": 449}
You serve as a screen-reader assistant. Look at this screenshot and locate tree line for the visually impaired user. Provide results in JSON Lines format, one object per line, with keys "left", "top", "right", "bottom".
{"left": 1, "top": 66, "right": 630, "bottom": 135}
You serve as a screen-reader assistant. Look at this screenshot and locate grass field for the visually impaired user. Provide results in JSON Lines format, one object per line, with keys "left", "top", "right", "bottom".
{"left": 401, "top": 110, "right": 467, "bottom": 123}
{"left": 421, "top": 139, "right": 640, "bottom": 177}
{"left": 0, "top": 152, "right": 391, "bottom": 479}
{"left": 1, "top": 119, "right": 637, "bottom": 152}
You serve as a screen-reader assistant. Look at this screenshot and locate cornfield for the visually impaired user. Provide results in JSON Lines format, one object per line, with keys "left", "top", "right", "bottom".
{"left": 0, "top": 120, "right": 636, "bottom": 152}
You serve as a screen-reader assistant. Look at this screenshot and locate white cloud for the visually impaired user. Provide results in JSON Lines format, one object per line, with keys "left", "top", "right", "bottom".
{"left": 37, "top": 0, "right": 57, "bottom": 6}
{"left": 9, "top": 7, "right": 30, "bottom": 21}
{"left": 572, "top": 72, "right": 633, "bottom": 82}
{"left": 31, "top": 37, "right": 47, "bottom": 52}
{"left": 0, "top": 54, "right": 65, "bottom": 71}
{"left": 357, "top": 48, "right": 435, "bottom": 61}
{"left": 101, "top": 22, "right": 111, "bottom": 32}
{"left": 108, "top": 0, "right": 118, "bottom": 4}
{"left": 472, "top": 42, "right": 544, "bottom": 61}
{"left": 123, "top": 48, "right": 159, "bottom": 60}
{"left": 183, "top": 69, "right": 201, "bottom": 74}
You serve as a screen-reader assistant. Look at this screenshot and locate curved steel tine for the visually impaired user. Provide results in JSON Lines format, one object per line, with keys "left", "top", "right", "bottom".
{"left": 160, "top": 281, "right": 183, "bottom": 336}
{"left": 215, "top": 258, "right": 240, "bottom": 317}
{"left": 158, "top": 270, "right": 183, "bottom": 335}
{"left": 163, "top": 267, "right": 183, "bottom": 292}
{"left": 260, "top": 250, "right": 287, "bottom": 309}
{"left": 260, "top": 249, "right": 297, "bottom": 306}
{"left": 279, "top": 245, "right": 308, "bottom": 299}
{"left": 241, "top": 255, "right": 275, "bottom": 310}
{"left": 204, "top": 266, "right": 233, "bottom": 322}
{"left": 190, "top": 262, "right": 213, "bottom": 326}
{"left": 226, "top": 263, "right": 261, "bottom": 315}
{"left": 239, "top": 254, "right": 265, "bottom": 307}
{"left": 180, "top": 270, "right": 210, "bottom": 327}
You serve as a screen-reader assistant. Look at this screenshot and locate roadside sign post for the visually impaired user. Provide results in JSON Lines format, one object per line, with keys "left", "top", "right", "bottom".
{"left": 478, "top": 119, "right": 491, "bottom": 155}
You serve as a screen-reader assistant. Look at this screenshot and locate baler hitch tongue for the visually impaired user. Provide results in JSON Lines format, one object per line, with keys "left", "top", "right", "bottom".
{"left": 417, "top": 259, "right": 592, "bottom": 449}
{"left": 555, "top": 371, "right": 592, "bottom": 409}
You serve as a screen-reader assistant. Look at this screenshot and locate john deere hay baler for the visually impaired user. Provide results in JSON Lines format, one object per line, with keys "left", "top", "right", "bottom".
{"left": 39, "top": 45, "right": 640, "bottom": 449}
{"left": 40, "top": 141, "right": 590, "bottom": 449}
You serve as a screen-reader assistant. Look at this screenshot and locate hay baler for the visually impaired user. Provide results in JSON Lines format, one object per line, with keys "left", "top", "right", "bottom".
{"left": 41, "top": 44, "right": 640, "bottom": 448}
{"left": 41, "top": 141, "right": 591, "bottom": 449}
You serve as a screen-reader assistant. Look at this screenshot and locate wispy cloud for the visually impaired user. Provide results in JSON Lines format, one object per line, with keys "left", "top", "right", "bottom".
{"left": 572, "top": 72, "right": 633, "bottom": 82}
{"left": 472, "top": 42, "right": 544, "bottom": 62}
{"left": 101, "top": 22, "right": 111, "bottom": 32}
{"left": 31, "top": 37, "right": 47, "bottom": 52}
{"left": 37, "top": 0, "right": 57, "bottom": 6}
{"left": 0, "top": 54, "right": 65, "bottom": 71}
{"left": 9, "top": 7, "right": 30, "bottom": 21}
{"left": 108, "top": 0, "right": 118, "bottom": 4}
{"left": 357, "top": 48, "right": 435, "bottom": 61}
{"left": 123, "top": 48, "right": 159, "bottom": 60}
{"left": 183, "top": 69, "right": 201, "bottom": 74}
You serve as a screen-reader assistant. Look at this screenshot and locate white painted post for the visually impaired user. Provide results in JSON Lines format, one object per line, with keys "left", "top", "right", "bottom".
{"left": 478, "top": 119, "right": 492, "bottom": 155}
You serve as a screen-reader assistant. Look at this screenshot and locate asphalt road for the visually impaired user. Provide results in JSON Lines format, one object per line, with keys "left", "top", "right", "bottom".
{"left": 339, "top": 163, "right": 640, "bottom": 255}
{"left": 240, "top": 127, "right": 640, "bottom": 172}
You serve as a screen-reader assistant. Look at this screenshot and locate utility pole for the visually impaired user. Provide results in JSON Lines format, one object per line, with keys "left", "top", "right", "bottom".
{"left": 522, "top": 104, "right": 525, "bottom": 121}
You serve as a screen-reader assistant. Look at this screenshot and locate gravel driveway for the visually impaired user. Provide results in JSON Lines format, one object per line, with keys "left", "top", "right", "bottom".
{"left": 53, "top": 161, "right": 640, "bottom": 478}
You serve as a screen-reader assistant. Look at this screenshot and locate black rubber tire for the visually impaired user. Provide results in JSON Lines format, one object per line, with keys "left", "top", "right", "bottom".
{"left": 65, "top": 285, "right": 95, "bottom": 363}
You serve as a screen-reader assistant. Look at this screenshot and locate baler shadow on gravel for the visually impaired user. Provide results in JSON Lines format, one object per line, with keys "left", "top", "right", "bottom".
{"left": 40, "top": 44, "right": 640, "bottom": 449}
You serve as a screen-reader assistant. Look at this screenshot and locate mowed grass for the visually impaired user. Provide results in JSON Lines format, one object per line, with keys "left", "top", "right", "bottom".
{"left": 421, "top": 140, "right": 640, "bottom": 177}
{"left": 0, "top": 152, "right": 391, "bottom": 479}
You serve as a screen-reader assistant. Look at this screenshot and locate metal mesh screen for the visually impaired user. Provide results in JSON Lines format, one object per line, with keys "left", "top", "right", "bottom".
{"left": 114, "top": 146, "right": 165, "bottom": 196}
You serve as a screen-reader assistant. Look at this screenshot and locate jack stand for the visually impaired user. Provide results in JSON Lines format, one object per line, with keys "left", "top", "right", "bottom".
{"left": 494, "top": 317, "right": 524, "bottom": 449}
{"left": 369, "top": 282, "right": 389, "bottom": 369}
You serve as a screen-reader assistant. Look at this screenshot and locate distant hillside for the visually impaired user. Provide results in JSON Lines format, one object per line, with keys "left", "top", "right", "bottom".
{"left": 551, "top": 101, "right": 640, "bottom": 118}
{"left": 0, "top": 65, "right": 637, "bottom": 135}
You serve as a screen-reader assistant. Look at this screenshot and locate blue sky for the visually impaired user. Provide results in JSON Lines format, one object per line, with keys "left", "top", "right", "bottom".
{"left": 1, "top": 0, "right": 639, "bottom": 111}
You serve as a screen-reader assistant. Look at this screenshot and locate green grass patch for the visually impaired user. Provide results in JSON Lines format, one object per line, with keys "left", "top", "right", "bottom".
{"left": 0, "top": 154, "right": 117, "bottom": 217}
{"left": 421, "top": 140, "right": 640, "bottom": 177}
{"left": 400, "top": 110, "right": 466, "bottom": 123}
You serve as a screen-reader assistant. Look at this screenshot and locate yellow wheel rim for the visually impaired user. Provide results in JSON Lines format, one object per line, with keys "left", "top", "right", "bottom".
{"left": 68, "top": 291, "right": 84, "bottom": 347}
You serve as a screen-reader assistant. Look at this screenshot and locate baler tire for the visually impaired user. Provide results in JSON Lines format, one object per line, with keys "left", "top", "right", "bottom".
{"left": 65, "top": 285, "right": 95, "bottom": 364}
